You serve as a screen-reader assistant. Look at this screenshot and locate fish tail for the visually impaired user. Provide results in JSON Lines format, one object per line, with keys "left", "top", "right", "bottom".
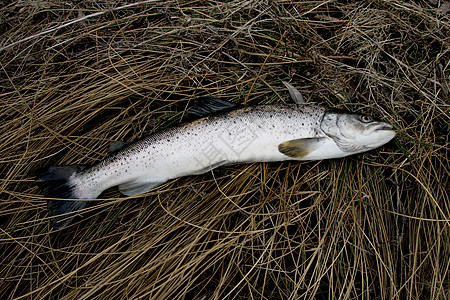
{"left": 36, "top": 165, "right": 88, "bottom": 229}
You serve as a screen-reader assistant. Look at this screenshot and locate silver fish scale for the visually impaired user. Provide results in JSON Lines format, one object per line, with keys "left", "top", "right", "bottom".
{"left": 73, "top": 104, "right": 327, "bottom": 199}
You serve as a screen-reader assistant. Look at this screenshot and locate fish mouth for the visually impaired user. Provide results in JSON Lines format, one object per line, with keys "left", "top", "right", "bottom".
{"left": 374, "top": 124, "right": 394, "bottom": 131}
{"left": 365, "top": 123, "right": 395, "bottom": 135}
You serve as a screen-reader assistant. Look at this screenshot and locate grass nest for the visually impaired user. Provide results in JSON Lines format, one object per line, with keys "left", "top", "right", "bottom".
{"left": 0, "top": 1, "right": 448, "bottom": 299}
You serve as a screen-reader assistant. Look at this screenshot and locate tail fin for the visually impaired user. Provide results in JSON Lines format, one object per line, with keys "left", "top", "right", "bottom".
{"left": 36, "top": 165, "right": 88, "bottom": 229}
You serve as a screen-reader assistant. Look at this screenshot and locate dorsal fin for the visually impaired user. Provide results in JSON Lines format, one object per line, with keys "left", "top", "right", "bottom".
{"left": 282, "top": 81, "right": 305, "bottom": 105}
{"left": 187, "top": 96, "right": 237, "bottom": 118}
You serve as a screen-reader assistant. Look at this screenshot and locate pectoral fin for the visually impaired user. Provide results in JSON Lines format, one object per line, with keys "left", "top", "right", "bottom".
{"left": 278, "top": 138, "right": 324, "bottom": 158}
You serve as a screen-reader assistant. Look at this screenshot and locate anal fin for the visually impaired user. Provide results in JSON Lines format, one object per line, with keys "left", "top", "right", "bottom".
{"left": 119, "top": 180, "right": 165, "bottom": 196}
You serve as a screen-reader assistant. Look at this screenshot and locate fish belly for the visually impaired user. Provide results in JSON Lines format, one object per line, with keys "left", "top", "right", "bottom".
{"left": 76, "top": 110, "right": 322, "bottom": 197}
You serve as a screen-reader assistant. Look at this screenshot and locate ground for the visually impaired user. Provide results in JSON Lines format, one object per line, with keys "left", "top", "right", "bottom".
{"left": 0, "top": 1, "right": 448, "bottom": 299}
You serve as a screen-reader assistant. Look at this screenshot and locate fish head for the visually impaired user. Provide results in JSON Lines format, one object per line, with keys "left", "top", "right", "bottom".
{"left": 320, "top": 111, "right": 396, "bottom": 153}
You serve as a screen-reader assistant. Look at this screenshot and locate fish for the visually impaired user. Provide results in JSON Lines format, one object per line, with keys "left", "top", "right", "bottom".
{"left": 36, "top": 82, "right": 396, "bottom": 229}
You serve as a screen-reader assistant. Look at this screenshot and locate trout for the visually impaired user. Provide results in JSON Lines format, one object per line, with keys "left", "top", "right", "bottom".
{"left": 37, "top": 82, "right": 396, "bottom": 229}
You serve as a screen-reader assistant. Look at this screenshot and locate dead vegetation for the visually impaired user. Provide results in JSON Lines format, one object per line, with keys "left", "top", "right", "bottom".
{"left": 0, "top": 0, "right": 448, "bottom": 299}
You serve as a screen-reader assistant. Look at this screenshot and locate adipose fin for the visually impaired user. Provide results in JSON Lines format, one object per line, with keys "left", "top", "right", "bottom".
{"left": 108, "top": 141, "right": 127, "bottom": 154}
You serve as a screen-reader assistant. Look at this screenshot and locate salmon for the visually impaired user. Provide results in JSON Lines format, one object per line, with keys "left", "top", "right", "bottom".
{"left": 37, "top": 82, "right": 396, "bottom": 229}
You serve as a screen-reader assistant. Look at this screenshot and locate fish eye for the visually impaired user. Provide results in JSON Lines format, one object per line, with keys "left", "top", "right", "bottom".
{"left": 359, "top": 115, "right": 373, "bottom": 123}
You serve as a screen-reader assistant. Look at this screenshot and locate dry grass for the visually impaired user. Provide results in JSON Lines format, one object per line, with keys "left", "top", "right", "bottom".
{"left": 0, "top": 0, "right": 449, "bottom": 299}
